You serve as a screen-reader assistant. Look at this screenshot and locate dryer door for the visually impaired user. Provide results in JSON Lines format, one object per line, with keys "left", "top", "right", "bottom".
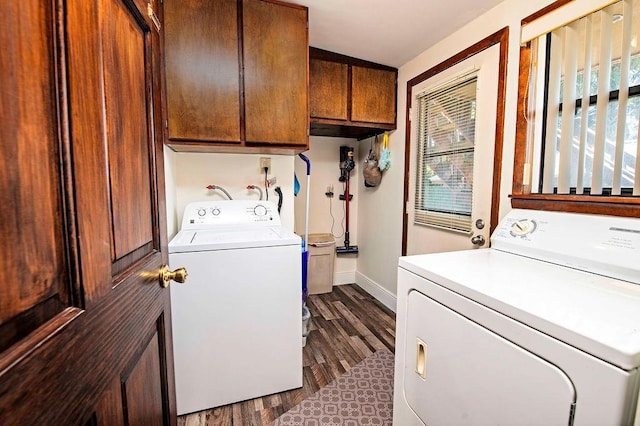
{"left": 404, "top": 289, "right": 576, "bottom": 425}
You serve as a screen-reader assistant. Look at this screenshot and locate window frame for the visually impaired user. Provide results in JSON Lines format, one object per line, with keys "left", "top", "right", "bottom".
{"left": 512, "top": 0, "right": 640, "bottom": 218}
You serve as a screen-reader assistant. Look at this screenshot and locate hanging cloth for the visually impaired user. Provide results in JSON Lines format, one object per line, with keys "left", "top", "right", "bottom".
{"left": 294, "top": 173, "right": 300, "bottom": 196}
{"left": 378, "top": 132, "right": 391, "bottom": 171}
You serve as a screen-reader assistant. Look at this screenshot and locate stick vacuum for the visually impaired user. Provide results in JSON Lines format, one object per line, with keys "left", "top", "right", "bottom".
{"left": 336, "top": 146, "right": 359, "bottom": 255}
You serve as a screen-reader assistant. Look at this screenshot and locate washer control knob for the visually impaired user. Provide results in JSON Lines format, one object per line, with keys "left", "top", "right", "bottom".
{"left": 197, "top": 208, "right": 206, "bottom": 217}
{"left": 253, "top": 204, "right": 268, "bottom": 216}
{"left": 212, "top": 208, "right": 220, "bottom": 216}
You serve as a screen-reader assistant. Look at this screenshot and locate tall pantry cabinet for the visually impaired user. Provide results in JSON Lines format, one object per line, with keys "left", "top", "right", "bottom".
{"left": 164, "top": 0, "right": 309, "bottom": 153}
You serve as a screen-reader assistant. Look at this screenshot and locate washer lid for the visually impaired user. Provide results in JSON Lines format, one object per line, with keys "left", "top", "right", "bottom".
{"left": 399, "top": 249, "right": 640, "bottom": 370}
{"left": 169, "top": 227, "right": 300, "bottom": 253}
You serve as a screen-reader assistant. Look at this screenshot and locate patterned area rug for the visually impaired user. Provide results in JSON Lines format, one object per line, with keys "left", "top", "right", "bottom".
{"left": 273, "top": 350, "right": 394, "bottom": 426}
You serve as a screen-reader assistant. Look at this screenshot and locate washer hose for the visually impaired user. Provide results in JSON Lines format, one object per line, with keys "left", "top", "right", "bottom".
{"left": 246, "top": 185, "right": 264, "bottom": 200}
{"left": 274, "top": 187, "right": 283, "bottom": 214}
{"left": 205, "top": 185, "right": 232, "bottom": 200}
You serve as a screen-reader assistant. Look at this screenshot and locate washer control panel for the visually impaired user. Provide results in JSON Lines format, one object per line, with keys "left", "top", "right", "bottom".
{"left": 181, "top": 200, "right": 280, "bottom": 229}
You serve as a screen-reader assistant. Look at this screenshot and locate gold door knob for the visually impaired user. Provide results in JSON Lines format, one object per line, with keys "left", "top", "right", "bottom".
{"left": 160, "top": 265, "right": 188, "bottom": 288}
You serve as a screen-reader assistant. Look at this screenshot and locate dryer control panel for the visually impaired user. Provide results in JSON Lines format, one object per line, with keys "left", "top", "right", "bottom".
{"left": 181, "top": 200, "right": 281, "bottom": 229}
{"left": 491, "top": 209, "right": 640, "bottom": 284}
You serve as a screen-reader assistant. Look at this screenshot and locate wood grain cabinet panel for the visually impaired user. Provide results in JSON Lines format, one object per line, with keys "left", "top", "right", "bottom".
{"left": 243, "top": 0, "right": 308, "bottom": 146}
{"left": 351, "top": 66, "right": 397, "bottom": 125}
{"left": 309, "top": 48, "right": 397, "bottom": 139}
{"left": 164, "top": 0, "right": 308, "bottom": 153}
{"left": 310, "top": 59, "right": 348, "bottom": 120}
{"left": 164, "top": 0, "right": 241, "bottom": 143}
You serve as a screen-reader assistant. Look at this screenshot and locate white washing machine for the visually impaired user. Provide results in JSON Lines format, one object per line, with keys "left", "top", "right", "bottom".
{"left": 394, "top": 209, "right": 640, "bottom": 425}
{"left": 169, "top": 200, "right": 302, "bottom": 415}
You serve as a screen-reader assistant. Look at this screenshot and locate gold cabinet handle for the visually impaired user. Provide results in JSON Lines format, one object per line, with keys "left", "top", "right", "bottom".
{"left": 160, "top": 265, "right": 188, "bottom": 288}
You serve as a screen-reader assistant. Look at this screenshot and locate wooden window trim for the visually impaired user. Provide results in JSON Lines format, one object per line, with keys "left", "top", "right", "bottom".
{"left": 512, "top": 0, "right": 640, "bottom": 217}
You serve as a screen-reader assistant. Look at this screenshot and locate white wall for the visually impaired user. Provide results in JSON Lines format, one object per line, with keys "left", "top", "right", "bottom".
{"left": 355, "top": 0, "right": 557, "bottom": 306}
{"left": 162, "top": 138, "right": 359, "bottom": 285}
{"left": 164, "top": 147, "right": 178, "bottom": 238}
{"left": 165, "top": 151, "right": 296, "bottom": 239}
{"left": 294, "top": 136, "right": 359, "bottom": 284}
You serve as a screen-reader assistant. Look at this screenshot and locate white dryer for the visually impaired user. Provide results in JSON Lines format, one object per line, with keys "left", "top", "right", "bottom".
{"left": 169, "top": 200, "right": 302, "bottom": 415}
{"left": 394, "top": 209, "right": 640, "bottom": 425}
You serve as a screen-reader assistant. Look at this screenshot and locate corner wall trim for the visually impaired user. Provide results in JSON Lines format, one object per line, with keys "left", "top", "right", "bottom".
{"left": 355, "top": 272, "right": 397, "bottom": 313}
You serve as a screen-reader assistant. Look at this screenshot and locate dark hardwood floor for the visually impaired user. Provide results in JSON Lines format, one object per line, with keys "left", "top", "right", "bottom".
{"left": 178, "top": 284, "right": 396, "bottom": 426}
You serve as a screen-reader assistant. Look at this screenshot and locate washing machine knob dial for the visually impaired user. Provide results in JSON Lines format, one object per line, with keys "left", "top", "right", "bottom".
{"left": 253, "top": 204, "right": 268, "bottom": 216}
{"left": 212, "top": 208, "right": 220, "bottom": 216}
{"left": 197, "top": 208, "right": 206, "bottom": 217}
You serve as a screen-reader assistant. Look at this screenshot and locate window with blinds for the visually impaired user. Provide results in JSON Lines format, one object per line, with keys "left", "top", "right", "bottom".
{"left": 414, "top": 75, "right": 478, "bottom": 233}
{"left": 533, "top": 0, "right": 640, "bottom": 196}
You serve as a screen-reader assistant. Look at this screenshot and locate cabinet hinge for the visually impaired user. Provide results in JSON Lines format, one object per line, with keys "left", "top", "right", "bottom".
{"left": 568, "top": 402, "right": 576, "bottom": 426}
{"left": 405, "top": 200, "right": 410, "bottom": 215}
{"left": 165, "top": 119, "right": 168, "bottom": 129}
{"left": 147, "top": 3, "right": 161, "bottom": 32}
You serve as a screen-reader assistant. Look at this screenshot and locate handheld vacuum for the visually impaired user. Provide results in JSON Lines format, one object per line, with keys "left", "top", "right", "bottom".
{"left": 336, "top": 146, "right": 359, "bottom": 255}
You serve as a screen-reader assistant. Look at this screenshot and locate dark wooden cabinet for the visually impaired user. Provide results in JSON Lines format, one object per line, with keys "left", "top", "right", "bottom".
{"left": 164, "top": 0, "right": 309, "bottom": 153}
{"left": 310, "top": 59, "right": 349, "bottom": 121}
{"left": 164, "top": 0, "right": 241, "bottom": 144}
{"left": 309, "top": 47, "right": 398, "bottom": 139}
{"left": 351, "top": 66, "right": 397, "bottom": 125}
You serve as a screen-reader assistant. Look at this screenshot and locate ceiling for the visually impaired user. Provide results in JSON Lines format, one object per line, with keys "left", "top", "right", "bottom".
{"left": 286, "top": 0, "right": 506, "bottom": 68}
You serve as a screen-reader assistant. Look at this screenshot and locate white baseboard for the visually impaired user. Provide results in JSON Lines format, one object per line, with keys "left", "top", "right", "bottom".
{"left": 333, "top": 271, "right": 356, "bottom": 285}
{"left": 355, "top": 272, "right": 397, "bottom": 313}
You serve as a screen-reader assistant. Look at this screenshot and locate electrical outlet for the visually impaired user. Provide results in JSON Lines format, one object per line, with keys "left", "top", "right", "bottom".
{"left": 325, "top": 184, "right": 334, "bottom": 198}
{"left": 260, "top": 157, "right": 271, "bottom": 171}
{"left": 268, "top": 177, "right": 277, "bottom": 185}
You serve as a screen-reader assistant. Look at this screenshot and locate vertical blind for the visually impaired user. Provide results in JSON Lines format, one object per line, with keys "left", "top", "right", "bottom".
{"left": 414, "top": 75, "right": 477, "bottom": 233}
{"left": 537, "top": 0, "right": 640, "bottom": 195}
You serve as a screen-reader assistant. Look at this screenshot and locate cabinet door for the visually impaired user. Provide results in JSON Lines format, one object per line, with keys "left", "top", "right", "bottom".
{"left": 243, "top": 0, "right": 308, "bottom": 146}
{"left": 351, "top": 66, "right": 397, "bottom": 124}
{"left": 165, "top": 0, "right": 241, "bottom": 143}
{"left": 310, "top": 59, "right": 348, "bottom": 120}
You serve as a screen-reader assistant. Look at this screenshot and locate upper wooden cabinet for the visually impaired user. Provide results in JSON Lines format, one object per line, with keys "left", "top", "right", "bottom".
{"left": 310, "top": 59, "right": 349, "bottom": 121}
{"left": 310, "top": 48, "right": 398, "bottom": 139}
{"left": 164, "top": 0, "right": 308, "bottom": 154}
{"left": 165, "top": 0, "right": 241, "bottom": 144}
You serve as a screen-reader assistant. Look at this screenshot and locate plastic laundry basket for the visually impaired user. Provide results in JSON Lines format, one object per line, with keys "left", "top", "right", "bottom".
{"left": 307, "top": 233, "right": 335, "bottom": 295}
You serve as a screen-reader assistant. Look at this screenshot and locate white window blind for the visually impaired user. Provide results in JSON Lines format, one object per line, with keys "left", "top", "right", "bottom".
{"left": 533, "top": 0, "right": 640, "bottom": 196}
{"left": 521, "top": 0, "right": 619, "bottom": 43}
{"left": 414, "top": 75, "right": 477, "bottom": 233}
